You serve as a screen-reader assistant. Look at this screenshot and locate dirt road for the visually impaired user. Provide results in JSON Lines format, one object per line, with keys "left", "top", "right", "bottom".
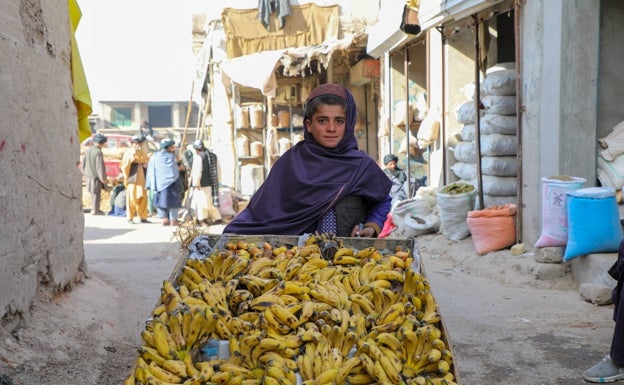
{"left": 0, "top": 214, "right": 616, "bottom": 384}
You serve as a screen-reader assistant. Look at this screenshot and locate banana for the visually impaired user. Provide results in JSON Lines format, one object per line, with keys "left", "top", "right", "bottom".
{"left": 373, "top": 358, "right": 392, "bottom": 384}
{"left": 333, "top": 255, "right": 361, "bottom": 266}
{"left": 209, "top": 370, "right": 233, "bottom": 385}
{"left": 153, "top": 304, "right": 167, "bottom": 317}
{"left": 355, "top": 246, "right": 377, "bottom": 259}
{"left": 335, "top": 356, "right": 361, "bottom": 384}
{"left": 281, "top": 280, "right": 310, "bottom": 296}
{"left": 152, "top": 319, "right": 176, "bottom": 360}
{"left": 263, "top": 376, "right": 280, "bottom": 385}
{"left": 264, "top": 360, "right": 288, "bottom": 383}
{"left": 309, "top": 286, "right": 341, "bottom": 309}
{"left": 141, "top": 330, "right": 155, "bottom": 348}
{"left": 138, "top": 345, "right": 167, "bottom": 367}
{"left": 427, "top": 348, "right": 442, "bottom": 363}
{"left": 441, "top": 348, "right": 453, "bottom": 364}
{"left": 387, "top": 255, "right": 406, "bottom": 269}
{"left": 420, "top": 291, "right": 440, "bottom": 325}
{"left": 375, "top": 332, "right": 403, "bottom": 353}
{"left": 346, "top": 373, "right": 376, "bottom": 385}
{"left": 372, "top": 269, "right": 405, "bottom": 283}
{"left": 297, "top": 244, "right": 321, "bottom": 258}
{"left": 185, "top": 308, "right": 212, "bottom": 348}
{"left": 182, "top": 265, "right": 204, "bottom": 285}
{"left": 263, "top": 308, "right": 291, "bottom": 335}
{"left": 350, "top": 293, "right": 376, "bottom": 315}
{"left": 341, "top": 330, "right": 358, "bottom": 357}
{"left": 269, "top": 304, "right": 299, "bottom": 330}
{"left": 233, "top": 314, "right": 256, "bottom": 334}
{"left": 168, "top": 311, "right": 187, "bottom": 352}
{"left": 365, "top": 340, "right": 401, "bottom": 384}
{"left": 148, "top": 360, "right": 183, "bottom": 384}
{"left": 179, "top": 354, "right": 198, "bottom": 381}
{"left": 247, "top": 257, "right": 276, "bottom": 275}
{"left": 333, "top": 247, "right": 354, "bottom": 258}
{"left": 188, "top": 258, "right": 212, "bottom": 281}
{"left": 377, "top": 301, "right": 405, "bottom": 326}
{"left": 162, "top": 359, "right": 188, "bottom": 379}
{"left": 422, "top": 358, "right": 450, "bottom": 375}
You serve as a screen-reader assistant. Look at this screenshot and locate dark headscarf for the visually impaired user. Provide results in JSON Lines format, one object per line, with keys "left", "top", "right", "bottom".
{"left": 224, "top": 83, "right": 391, "bottom": 235}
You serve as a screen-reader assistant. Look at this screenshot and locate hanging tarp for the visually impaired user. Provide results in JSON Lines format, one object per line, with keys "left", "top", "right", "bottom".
{"left": 69, "top": 0, "right": 93, "bottom": 142}
{"left": 222, "top": 3, "right": 340, "bottom": 58}
{"left": 221, "top": 50, "right": 285, "bottom": 97}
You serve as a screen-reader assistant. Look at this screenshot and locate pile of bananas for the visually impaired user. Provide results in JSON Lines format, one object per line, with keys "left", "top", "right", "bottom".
{"left": 124, "top": 235, "right": 457, "bottom": 385}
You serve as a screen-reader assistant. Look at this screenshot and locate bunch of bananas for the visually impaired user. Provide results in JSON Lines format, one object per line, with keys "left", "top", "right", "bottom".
{"left": 124, "top": 236, "right": 457, "bottom": 385}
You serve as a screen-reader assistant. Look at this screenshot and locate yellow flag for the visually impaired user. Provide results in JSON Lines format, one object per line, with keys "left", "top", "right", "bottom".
{"left": 69, "top": 0, "right": 93, "bottom": 142}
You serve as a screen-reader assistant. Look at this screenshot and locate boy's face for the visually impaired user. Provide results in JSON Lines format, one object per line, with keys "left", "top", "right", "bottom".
{"left": 306, "top": 104, "right": 346, "bottom": 149}
{"left": 386, "top": 160, "right": 397, "bottom": 170}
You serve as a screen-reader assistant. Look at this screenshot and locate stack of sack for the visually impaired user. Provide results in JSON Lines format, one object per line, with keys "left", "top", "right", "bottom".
{"left": 451, "top": 63, "right": 518, "bottom": 208}
{"left": 597, "top": 120, "right": 624, "bottom": 195}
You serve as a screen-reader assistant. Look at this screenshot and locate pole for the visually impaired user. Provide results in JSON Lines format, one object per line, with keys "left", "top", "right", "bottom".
{"left": 180, "top": 81, "right": 195, "bottom": 151}
{"left": 474, "top": 16, "right": 484, "bottom": 210}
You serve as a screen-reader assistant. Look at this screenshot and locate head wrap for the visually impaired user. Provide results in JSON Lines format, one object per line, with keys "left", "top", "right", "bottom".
{"left": 383, "top": 154, "right": 398, "bottom": 165}
{"left": 132, "top": 135, "right": 146, "bottom": 143}
{"left": 146, "top": 150, "right": 179, "bottom": 192}
{"left": 224, "top": 83, "right": 391, "bottom": 236}
{"left": 93, "top": 133, "right": 107, "bottom": 144}
{"left": 160, "top": 139, "right": 175, "bottom": 150}
{"left": 193, "top": 139, "right": 205, "bottom": 150}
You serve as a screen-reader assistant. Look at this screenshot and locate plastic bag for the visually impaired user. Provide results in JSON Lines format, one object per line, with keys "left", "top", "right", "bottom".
{"left": 467, "top": 204, "right": 517, "bottom": 255}
{"left": 563, "top": 187, "right": 623, "bottom": 261}
{"left": 535, "top": 176, "right": 585, "bottom": 247}
{"left": 437, "top": 182, "right": 476, "bottom": 241}
{"left": 218, "top": 188, "right": 237, "bottom": 217}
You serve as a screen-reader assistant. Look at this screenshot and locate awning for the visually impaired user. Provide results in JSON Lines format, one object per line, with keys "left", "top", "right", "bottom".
{"left": 222, "top": 3, "right": 340, "bottom": 59}
{"left": 221, "top": 50, "right": 285, "bottom": 97}
{"left": 366, "top": 0, "right": 409, "bottom": 58}
{"left": 368, "top": 0, "right": 512, "bottom": 57}
{"left": 219, "top": 33, "right": 361, "bottom": 96}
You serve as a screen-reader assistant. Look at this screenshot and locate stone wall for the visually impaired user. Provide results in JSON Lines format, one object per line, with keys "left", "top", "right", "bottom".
{"left": 0, "top": 0, "right": 85, "bottom": 323}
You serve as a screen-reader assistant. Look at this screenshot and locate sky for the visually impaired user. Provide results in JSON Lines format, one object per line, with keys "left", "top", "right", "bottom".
{"left": 75, "top": 0, "right": 219, "bottom": 109}
{"left": 74, "top": 0, "right": 340, "bottom": 113}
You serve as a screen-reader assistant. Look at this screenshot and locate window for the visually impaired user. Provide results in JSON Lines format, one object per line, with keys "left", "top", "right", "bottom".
{"left": 148, "top": 105, "right": 172, "bottom": 127}
{"left": 111, "top": 107, "right": 132, "bottom": 127}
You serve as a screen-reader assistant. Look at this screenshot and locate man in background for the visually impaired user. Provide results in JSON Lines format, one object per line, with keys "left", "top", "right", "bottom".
{"left": 190, "top": 139, "right": 222, "bottom": 226}
{"left": 121, "top": 135, "right": 150, "bottom": 224}
{"left": 83, "top": 133, "right": 108, "bottom": 215}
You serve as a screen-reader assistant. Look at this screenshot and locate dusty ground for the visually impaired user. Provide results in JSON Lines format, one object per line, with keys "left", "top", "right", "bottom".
{"left": 0, "top": 207, "right": 617, "bottom": 385}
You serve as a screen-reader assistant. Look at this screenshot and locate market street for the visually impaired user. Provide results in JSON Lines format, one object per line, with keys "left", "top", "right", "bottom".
{"left": 2, "top": 213, "right": 615, "bottom": 384}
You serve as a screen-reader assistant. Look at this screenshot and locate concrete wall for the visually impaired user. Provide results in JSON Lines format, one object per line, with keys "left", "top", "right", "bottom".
{"left": 521, "top": 0, "right": 600, "bottom": 244}
{"left": 0, "top": 1, "right": 85, "bottom": 322}
{"left": 597, "top": 0, "right": 624, "bottom": 137}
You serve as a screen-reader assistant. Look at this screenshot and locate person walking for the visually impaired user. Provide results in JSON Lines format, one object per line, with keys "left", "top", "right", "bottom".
{"left": 121, "top": 135, "right": 150, "bottom": 224}
{"left": 83, "top": 133, "right": 109, "bottom": 215}
{"left": 189, "top": 139, "right": 222, "bottom": 226}
{"left": 146, "top": 139, "right": 183, "bottom": 226}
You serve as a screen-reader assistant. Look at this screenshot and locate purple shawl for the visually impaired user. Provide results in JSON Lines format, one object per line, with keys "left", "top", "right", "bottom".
{"left": 224, "top": 84, "right": 391, "bottom": 235}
